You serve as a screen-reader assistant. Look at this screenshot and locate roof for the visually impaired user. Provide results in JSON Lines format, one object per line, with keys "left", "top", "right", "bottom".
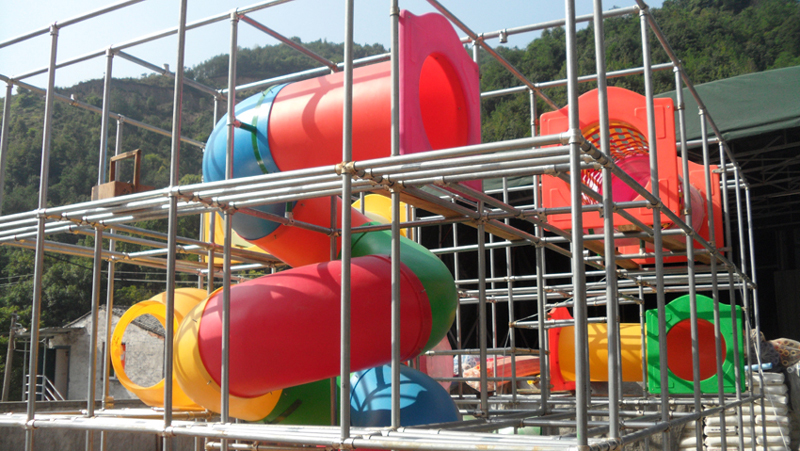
{"left": 657, "top": 65, "right": 800, "bottom": 142}
{"left": 62, "top": 305, "right": 165, "bottom": 337}
{"left": 16, "top": 327, "right": 81, "bottom": 339}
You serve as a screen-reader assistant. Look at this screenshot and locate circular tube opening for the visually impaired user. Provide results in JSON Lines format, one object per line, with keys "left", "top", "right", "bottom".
{"left": 120, "top": 314, "right": 164, "bottom": 387}
{"left": 419, "top": 53, "right": 470, "bottom": 151}
{"left": 582, "top": 122, "right": 651, "bottom": 204}
{"left": 666, "top": 318, "right": 724, "bottom": 381}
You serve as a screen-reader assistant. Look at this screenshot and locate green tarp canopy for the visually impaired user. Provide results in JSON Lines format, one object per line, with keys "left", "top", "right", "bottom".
{"left": 657, "top": 64, "right": 800, "bottom": 142}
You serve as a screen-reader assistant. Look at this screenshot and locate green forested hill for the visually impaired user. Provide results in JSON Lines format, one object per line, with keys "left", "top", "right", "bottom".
{"left": 0, "top": 0, "right": 798, "bottom": 399}
{"left": 480, "top": 0, "right": 800, "bottom": 142}
{"left": 0, "top": 39, "right": 389, "bottom": 400}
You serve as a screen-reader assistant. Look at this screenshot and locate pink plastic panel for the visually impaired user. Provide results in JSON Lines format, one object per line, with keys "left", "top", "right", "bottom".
{"left": 399, "top": 10, "right": 482, "bottom": 192}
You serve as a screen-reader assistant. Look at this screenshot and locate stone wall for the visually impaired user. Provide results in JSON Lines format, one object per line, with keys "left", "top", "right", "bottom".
{"left": 49, "top": 307, "right": 165, "bottom": 401}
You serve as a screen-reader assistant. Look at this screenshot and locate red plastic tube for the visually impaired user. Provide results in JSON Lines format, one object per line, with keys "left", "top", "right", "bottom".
{"left": 196, "top": 254, "right": 432, "bottom": 396}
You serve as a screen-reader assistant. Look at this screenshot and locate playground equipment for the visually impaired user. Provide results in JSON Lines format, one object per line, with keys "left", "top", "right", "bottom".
{"left": 202, "top": 10, "right": 481, "bottom": 249}
{"left": 547, "top": 294, "right": 744, "bottom": 394}
{"left": 112, "top": 10, "right": 478, "bottom": 421}
{"left": 352, "top": 194, "right": 411, "bottom": 238}
{"left": 539, "top": 87, "right": 724, "bottom": 264}
{"left": 109, "top": 288, "right": 207, "bottom": 410}
{"left": 350, "top": 364, "right": 461, "bottom": 427}
{"left": 0, "top": 1, "right": 768, "bottom": 449}
{"left": 116, "top": 197, "right": 458, "bottom": 421}
{"left": 547, "top": 307, "right": 643, "bottom": 392}
{"left": 254, "top": 363, "right": 461, "bottom": 427}
{"left": 646, "top": 294, "right": 744, "bottom": 394}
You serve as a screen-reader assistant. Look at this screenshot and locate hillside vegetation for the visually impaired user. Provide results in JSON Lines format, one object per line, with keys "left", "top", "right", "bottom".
{"left": 0, "top": 0, "right": 798, "bottom": 400}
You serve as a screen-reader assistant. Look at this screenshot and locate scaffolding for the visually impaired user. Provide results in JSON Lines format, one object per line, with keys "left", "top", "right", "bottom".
{"left": 0, "top": 1, "right": 769, "bottom": 450}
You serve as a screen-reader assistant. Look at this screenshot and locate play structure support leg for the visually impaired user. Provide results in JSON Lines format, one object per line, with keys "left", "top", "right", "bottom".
{"left": 731, "top": 161, "right": 747, "bottom": 449}
{"left": 740, "top": 202, "right": 758, "bottom": 451}
{"left": 86, "top": 227, "right": 104, "bottom": 451}
{"left": 162, "top": 0, "right": 188, "bottom": 449}
{"left": 339, "top": 0, "right": 355, "bottom": 440}
{"left": 564, "top": 0, "right": 590, "bottom": 444}
{"left": 103, "top": 116, "right": 125, "bottom": 414}
{"left": 477, "top": 202, "right": 489, "bottom": 415}
{"left": 675, "top": 64, "right": 704, "bottom": 450}
{"left": 736, "top": 179, "right": 758, "bottom": 451}
{"left": 389, "top": 0, "right": 402, "bottom": 430}
{"left": 530, "top": 90, "right": 551, "bottom": 418}
{"left": 700, "top": 108, "right": 727, "bottom": 450}
{"left": 0, "top": 81, "right": 12, "bottom": 216}
{"left": 25, "top": 22, "right": 59, "bottom": 451}
{"left": 206, "top": 99, "right": 219, "bottom": 295}
{"left": 453, "top": 223, "right": 464, "bottom": 398}
{"left": 639, "top": 7, "right": 671, "bottom": 450}
{"left": 91, "top": 44, "right": 116, "bottom": 451}
{"left": 502, "top": 176, "right": 518, "bottom": 403}
{"left": 100, "top": 242, "right": 116, "bottom": 451}
{"left": 221, "top": 11, "right": 239, "bottom": 440}
{"left": 591, "top": 0, "right": 622, "bottom": 440}
{"left": 99, "top": 52, "right": 123, "bottom": 451}
{"left": 746, "top": 186, "right": 768, "bottom": 446}
{"left": 198, "top": 103, "right": 216, "bottom": 292}
{"left": 391, "top": 186, "right": 403, "bottom": 427}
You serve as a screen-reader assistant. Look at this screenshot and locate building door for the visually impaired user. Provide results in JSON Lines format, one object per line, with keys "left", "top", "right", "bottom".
{"left": 53, "top": 347, "right": 70, "bottom": 399}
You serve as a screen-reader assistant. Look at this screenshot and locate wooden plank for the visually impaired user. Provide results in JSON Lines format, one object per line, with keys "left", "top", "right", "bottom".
{"left": 584, "top": 240, "right": 641, "bottom": 270}
{"left": 618, "top": 224, "right": 712, "bottom": 264}
{"left": 371, "top": 188, "right": 640, "bottom": 270}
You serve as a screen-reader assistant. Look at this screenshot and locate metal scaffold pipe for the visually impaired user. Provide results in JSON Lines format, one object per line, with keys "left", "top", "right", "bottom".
{"left": 339, "top": 0, "right": 355, "bottom": 439}
{"left": 0, "top": 0, "right": 767, "bottom": 449}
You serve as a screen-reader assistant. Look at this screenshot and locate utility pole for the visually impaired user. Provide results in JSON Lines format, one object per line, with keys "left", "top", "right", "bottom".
{"left": 2, "top": 313, "right": 18, "bottom": 401}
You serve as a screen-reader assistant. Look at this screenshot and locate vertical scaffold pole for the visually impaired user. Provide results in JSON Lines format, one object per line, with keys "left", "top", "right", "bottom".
{"left": 674, "top": 65, "right": 704, "bottom": 449}
{"left": 593, "top": 0, "right": 620, "bottom": 439}
{"left": 25, "top": 22, "right": 59, "bottom": 451}
{"left": 453, "top": 222, "right": 463, "bottom": 398}
{"left": 502, "top": 175, "right": 517, "bottom": 403}
{"left": 736, "top": 180, "right": 758, "bottom": 451}
{"left": 340, "top": 0, "right": 355, "bottom": 440}
{"left": 100, "top": 116, "right": 122, "bottom": 451}
{"left": 207, "top": 97, "right": 220, "bottom": 295}
{"left": 640, "top": 8, "right": 670, "bottom": 449}
{"left": 85, "top": 227, "right": 103, "bottom": 451}
{"left": 564, "top": 0, "right": 588, "bottom": 444}
{"left": 164, "top": 1, "right": 188, "bottom": 450}
{"left": 471, "top": 38, "right": 488, "bottom": 417}
{"left": 1, "top": 313, "right": 16, "bottom": 402}
{"left": 638, "top": 275, "right": 650, "bottom": 451}
{"left": 0, "top": 80, "right": 13, "bottom": 215}
{"left": 531, "top": 90, "right": 549, "bottom": 418}
{"left": 745, "top": 185, "right": 767, "bottom": 445}
{"left": 717, "top": 142, "right": 735, "bottom": 448}
{"left": 220, "top": 11, "right": 239, "bottom": 451}
{"left": 731, "top": 165, "right": 747, "bottom": 450}
{"left": 477, "top": 200, "right": 489, "bottom": 416}
{"left": 702, "top": 114, "right": 726, "bottom": 450}
{"left": 87, "top": 45, "right": 116, "bottom": 451}
{"left": 389, "top": 0, "right": 402, "bottom": 430}
{"left": 98, "top": 53, "right": 116, "bottom": 417}
{"left": 329, "top": 195, "right": 338, "bottom": 425}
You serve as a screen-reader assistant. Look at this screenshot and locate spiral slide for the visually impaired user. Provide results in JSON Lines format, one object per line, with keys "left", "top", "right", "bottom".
{"left": 111, "top": 10, "right": 478, "bottom": 422}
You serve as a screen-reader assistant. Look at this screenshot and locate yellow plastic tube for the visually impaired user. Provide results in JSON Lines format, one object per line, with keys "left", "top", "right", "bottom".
{"left": 173, "top": 293, "right": 281, "bottom": 421}
{"left": 557, "top": 323, "right": 643, "bottom": 382}
{"left": 109, "top": 288, "right": 207, "bottom": 409}
{"left": 351, "top": 194, "right": 410, "bottom": 238}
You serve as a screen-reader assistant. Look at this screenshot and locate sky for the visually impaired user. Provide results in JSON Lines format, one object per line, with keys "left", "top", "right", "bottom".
{"left": 0, "top": 0, "right": 663, "bottom": 89}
